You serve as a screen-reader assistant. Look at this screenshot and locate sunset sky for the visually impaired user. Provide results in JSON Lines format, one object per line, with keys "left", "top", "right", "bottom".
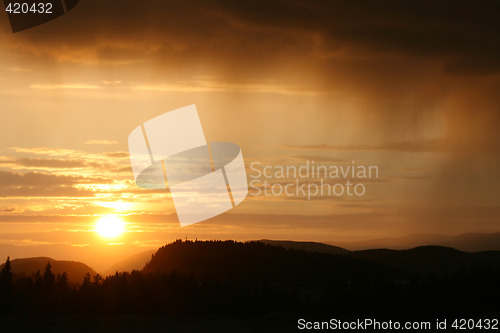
{"left": 0, "top": 0, "right": 499, "bottom": 271}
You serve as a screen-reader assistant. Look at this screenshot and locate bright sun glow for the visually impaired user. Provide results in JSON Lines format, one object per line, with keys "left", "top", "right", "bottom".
{"left": 95, "top": 216, "right": 125, "bottom": 238}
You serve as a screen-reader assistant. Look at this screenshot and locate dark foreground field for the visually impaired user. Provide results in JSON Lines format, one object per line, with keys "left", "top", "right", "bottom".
{"left": 3, "top": 313, "right": 500, "bottom": 333}
{"left": 0, "top": 314, "right": 300, "bottom": 333}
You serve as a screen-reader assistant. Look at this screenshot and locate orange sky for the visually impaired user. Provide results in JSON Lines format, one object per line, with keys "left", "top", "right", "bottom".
{"left": 0, "top": 1, "right": 499, "bottom": 271}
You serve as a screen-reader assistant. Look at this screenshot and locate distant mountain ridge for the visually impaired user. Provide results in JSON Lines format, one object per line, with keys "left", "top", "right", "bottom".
{"left": 0, "top": 257, "right": 96, "bottom": 283}
{"left": 104, "top": 249, "right": 155, "bottom": 275}
{"left": 257, "top": 240, "right": 500, "bottom": 276}
{"left": 349, "top": 246, "right": 500, "bottom": 276}
{"left": 0, "top": 242, "right": 155, "bottom": 273}
{"left": 331, "top": 232, "right": 500, "bottom": 252}
{"left": 140, "top": 240, "right": 500, "bottom": 287}
{"left": 102, "top": 237, "right": 500, "bottom": 278}
{"left": 5, "top": 234, "right": 500, "bottom": 281}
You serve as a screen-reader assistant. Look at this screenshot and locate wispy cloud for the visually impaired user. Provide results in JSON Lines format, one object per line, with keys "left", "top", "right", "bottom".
{"left": 131, "top": 81, "right": 316, "bottom": 95}
{"left": 0, "top": 146, "right": 172, "bottom": 216}
{"left": 30, "top": 84, "right": 102, "bottom": 90}
{"left": 10, "top": 147, "right": 83, "bottom": 156}
{"left": 0, "top": 156, "right": 89, "bottom": 169}
{"left": 9, "top": 67, "right": 32, "bottom": 72}
{"left": 85, "top": 139, "right": 119, "bottom": 145}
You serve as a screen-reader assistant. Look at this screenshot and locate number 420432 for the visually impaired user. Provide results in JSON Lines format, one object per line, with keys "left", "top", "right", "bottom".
{"left": 452, "top": 318, "right": 499, "bottom": 330}
{"left": 5, "top": 2, "right": 53, "bottom": 14}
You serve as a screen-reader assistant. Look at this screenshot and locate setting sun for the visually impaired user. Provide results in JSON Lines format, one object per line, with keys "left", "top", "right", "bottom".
{"left": 95, "top": 216, "right": 125, "bottom": 238}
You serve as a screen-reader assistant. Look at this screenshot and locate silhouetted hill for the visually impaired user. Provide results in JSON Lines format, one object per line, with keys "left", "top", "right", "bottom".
{"left": 350, "top": 246, "right": 500, "bottom": 276}
{"left": 441, "top": 233, "right": 500, "bottom": 252}
{"left": 0, "top": 243, "right": 155, "bottom": 272}
{"left": 258, "top": 239, "right": 349, "bottom": 255}
{"left": 142, "top": 240, "right": 405, "bottom": 284}
{"left": 255, "top": 241, "right": 500, "bottom": 277}
{"left": 332, "top": 232, "right": 500, "bottom": 252}
{"left": 104, "top": 249, "right": 155, "bottom": 276}
{"left": 142, "top": 241, "right": 500, "bottom": 283}
{"left": 0, "top": 257, "right": 96, "bottom": 284}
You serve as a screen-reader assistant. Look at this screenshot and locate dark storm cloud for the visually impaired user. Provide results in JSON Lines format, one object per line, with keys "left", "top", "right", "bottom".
{"left": 212, "top": 0, "right": 500, "bottom": 74}
{"left": 2, "top": 0, "right": 500, "bottom": 75}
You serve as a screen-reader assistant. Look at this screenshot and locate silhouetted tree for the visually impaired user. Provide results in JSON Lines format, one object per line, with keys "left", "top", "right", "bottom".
{"left": 0, "top": 257, "right": 14, "bottom": 313}
{"left": 43, "top": 262, "right": 55, "bottom": 286}
{"left": 93, "top": 273, "right": 103, "bottom": 286}
{"left": 81, "top": 272, "right": 91, "bottom": 289}
{"left": 0, "top": 256, "right": 13, "bottom": 287}
{"left": 33, "top": 269, "right": 43, "bottom": 288}
{"left": 56, "top": 272, "right": 69, "bottom": 289}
